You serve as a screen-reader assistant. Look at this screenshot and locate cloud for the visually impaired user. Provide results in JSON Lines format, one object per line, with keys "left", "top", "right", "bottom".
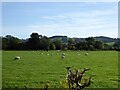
{"left": 42, "top": 15, "right": 66, "bottom": 20}
{"left": 29, "top": 7, "right": 118, "bottom": 37}
{"left": 3, "top": 2, "right": 117, "bottom": 38}
{"left": 40, "top": 7, "right": 117, "bottom": 25}
{"left": 29, "top": 8, "right": 117, "bottom": 37}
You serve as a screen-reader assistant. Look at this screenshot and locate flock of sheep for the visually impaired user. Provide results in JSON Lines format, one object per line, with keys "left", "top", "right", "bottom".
{"left": 13, "top": 51, "right": 91, "bottom": 89}
{"left": 14, "top": 51, "right": 89, "bottom": 60}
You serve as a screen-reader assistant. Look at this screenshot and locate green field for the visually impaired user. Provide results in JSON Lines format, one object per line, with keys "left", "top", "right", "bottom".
{"left": 2, "top": 50, "right": 118, "bottom": 88}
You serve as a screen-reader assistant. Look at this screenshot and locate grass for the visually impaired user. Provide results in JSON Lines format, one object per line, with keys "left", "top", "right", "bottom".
{"left": 2, "top": 50, "right": 118, "bottom": 88}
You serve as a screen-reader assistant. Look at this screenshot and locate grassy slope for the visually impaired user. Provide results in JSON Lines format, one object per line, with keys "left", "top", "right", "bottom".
{"left": 2, "top": 51, "right": 118, "bottom": 88}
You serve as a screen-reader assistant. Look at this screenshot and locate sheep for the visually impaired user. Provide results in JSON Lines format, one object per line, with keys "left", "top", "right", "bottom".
{"left": 85, "top": 53, "right": 88, "bottom": 56}
{"left": 61, "top": 53, "right": 65, "bottom": 58}
{"left": 14, "top": 56, "right": 21, "bottom": 60}
{"left": 57, "top": 50, "right": 60, "bottom": 53}
{"left": 62, "top": 53, "right": 65, "bottom": 56}
{"left": 62, "top": 55, "right": 65, "bottom": 58}
{"left": 47, "top": 54, "right": 49, "bottom": 56}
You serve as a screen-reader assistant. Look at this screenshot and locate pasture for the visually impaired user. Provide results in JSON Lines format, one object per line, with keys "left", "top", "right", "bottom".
{"left": 2, "top": 50, "right": 118, "bottom": 88}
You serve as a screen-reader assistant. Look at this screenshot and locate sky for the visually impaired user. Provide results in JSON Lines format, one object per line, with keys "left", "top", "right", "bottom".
{"left": 2, "top": 2, "right": 118, "bottom": 39}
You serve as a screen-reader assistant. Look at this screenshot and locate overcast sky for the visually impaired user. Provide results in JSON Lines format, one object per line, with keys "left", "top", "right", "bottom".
{"left": 2, "top": 2, "right": 118, "bottom": 39}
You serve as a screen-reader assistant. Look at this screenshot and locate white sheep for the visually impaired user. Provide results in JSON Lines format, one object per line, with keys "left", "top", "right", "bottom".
{"left": 85, "top": 53, "right": 88, "bottom": 56}
{"left": 62, "top": 55, "right": 65, "bottom": 58}
{"left": 62, "top": 53, "right": 65, "bottom": 56}
{"left": 62, "top": 53, "right": 65, "bottom": 58}
{"left": 14, "top": 56, "right": 21, "bottom": 60}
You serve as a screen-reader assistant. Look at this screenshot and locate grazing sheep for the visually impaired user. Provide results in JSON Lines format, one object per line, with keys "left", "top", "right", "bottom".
{"left": 57, "top": 50, "right": 60, "bottom": 53}
{"left": 85, "top": 53, "right": 88, "bottom": 56}
{"left": 47, "top": 54, "right": 49, "bottom": 55}
{"left": 62, "top": 56, "right": 65, "bottom": 58}
{"left": 61, "top": 53, "right": 65, "bottom": 58}
{"left": 14, "top": 56, "right": 21, "bottom": 60}
{"left": 62, "top": 53, "right": 65, "bottom": 56}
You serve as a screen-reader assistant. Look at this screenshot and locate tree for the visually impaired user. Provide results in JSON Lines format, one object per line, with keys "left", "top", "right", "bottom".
{"left": 68, "top": 38, "right": 75, "bottom": 50}
{"left": 94, "top": 41, "right": 104, "bottom": 50}
{"left": 62, "top": 44, "right": 68, "bottom": 50}
{"left": 89, "top": 45, "right": 94, "bottom": 51}
{"left": 114, "top": 40, "right": 120, "bottom": 51}
{"left": 75, "top": 42, "right": 88, "bottom": 50}
{"left": 85, "top": 37, "right": 95, "bottom": 45}
{"left": 27, "top": 33, "right": 40, "bottom": 50}
{"left": 26, "top": 33, "right": 51, "bottom": 50}
{"left": 2, "top": 37, "right": 8, "bottom": 50}
{"left": 104, "top": 43, "right": 110, "bottom": 50}
{"left": 53, "top": 39, "right": 62, "bottom": 50}
{"left": 40, "top": 36, "right": 50, "bottom": 50}
{"left": 85, "top": 37, "right": 95, "bottom": 50}
{"left": 50, "top": 43, "right": 56, "bottom": 50}
{"left": 2, "top": 35, "right": 21, "bottom": 50}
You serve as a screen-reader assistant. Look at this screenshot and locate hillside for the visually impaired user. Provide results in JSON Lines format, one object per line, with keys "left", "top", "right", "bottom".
{"left": 94, "top": 36, "right": 118, "bottom": 43}
{"left": 50, "top": 36, "right": 118, "bottom": 44}
{"left": 50, "top": 36, "right": 68, "bottom": 44}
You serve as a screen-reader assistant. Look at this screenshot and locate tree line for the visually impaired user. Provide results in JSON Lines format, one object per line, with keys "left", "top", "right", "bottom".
{"left": 1, "top": 33, "right": 120, "bottom": 51}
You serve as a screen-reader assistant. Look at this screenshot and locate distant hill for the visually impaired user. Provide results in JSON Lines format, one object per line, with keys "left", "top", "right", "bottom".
{"left": 94, "top": 36, "right": 118, "bottom": 43}
{"left": 50, "top": 36, "right": 68, "bottom": 44}
{"left": 49, "top": 36, "right": 118, "bottom": 44}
